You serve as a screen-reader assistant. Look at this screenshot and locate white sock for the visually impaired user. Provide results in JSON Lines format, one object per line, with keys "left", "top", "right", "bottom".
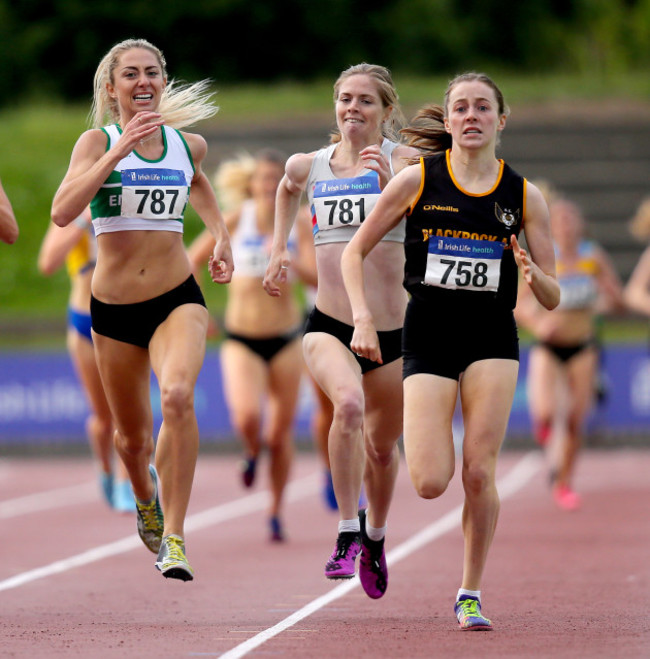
{"left": 457, "top": 588, "right": 481, "bottom": 602}
{"left": 338, "top": 519, "right": 360, "bottom": 534}
{"left": 365, "top": 515, "right": 386, "bottom": 542}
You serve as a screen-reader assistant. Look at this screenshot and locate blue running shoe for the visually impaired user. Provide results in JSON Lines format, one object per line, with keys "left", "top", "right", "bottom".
{"left": 323, "top": 470, "right": 338, "bottom": 511}
{"left": 454, "top": 595, "right": 493, "bottom": 631}
{"left": 99, "top": 471, "right": 114, "bottom": 508}
{"left": 269, "top": 516, "right": 285, "bottom": 542}
{"left": 113, "top": 478, "right": 136, "bottom": 513}
{"left": 135, "top": 464, "right": 164, "bottom": 553}
{"left": 358, "top": 485, "right": 367, "bottom": 509}
{"left": 321, "top": 471, "right": 364, "bottom": 512}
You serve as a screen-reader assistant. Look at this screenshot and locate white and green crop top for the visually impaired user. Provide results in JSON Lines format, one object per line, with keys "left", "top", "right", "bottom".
{"left": 306, "top": 138, "right": 405, "bottom": 245}
{"left": 90, "top": 124, "right": 195, "bottom": 235}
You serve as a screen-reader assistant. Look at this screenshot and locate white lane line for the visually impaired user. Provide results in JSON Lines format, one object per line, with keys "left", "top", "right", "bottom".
{"left": 216, "top": 451, "right": 543, "bottom": 659}
{"left": 0, "top": 472, "right": 320, "bottom": 593}
{"left": 0, "top": 482, "right": 97, "bottom": 519}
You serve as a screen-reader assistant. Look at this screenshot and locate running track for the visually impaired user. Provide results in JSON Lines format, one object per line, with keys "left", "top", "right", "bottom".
{"left": 1, "top": 447, "right": 648, "bottom": 658}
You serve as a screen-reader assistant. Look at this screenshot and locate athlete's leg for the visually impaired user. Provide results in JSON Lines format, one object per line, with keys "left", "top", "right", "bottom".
{"left": 526, "top": 345, "right": 560, "bottom": 446}
{"left": 360, "top": 359, "right": 402, "bottom": 529}
{"left": 266, "top": 337, "right": 303, "bottom": 518}
{"left": 68, "top": 328, "right": 114, "bottom": 475}
{"left": 92, "top": 333, "right": 155, "bottom": 502}
{"left": 557, "top": 346, "right": 598, "bottom": 489}
{"left": 309, "top": 371, "right": 334, "bottom": 470}
{"left": 303, "top": 331, "right": 364, "bottom": 522}
{"left": 403, "top": 373, "right": 458, "bottom": 500}
{"left": 220, "top": 339, "right": 267, "bottom": 465}
{"left": 149, "top": 302, "right": 208, "bottom": 539}
{"left": 458, "top": 358, "right": 518, "bottom": 591}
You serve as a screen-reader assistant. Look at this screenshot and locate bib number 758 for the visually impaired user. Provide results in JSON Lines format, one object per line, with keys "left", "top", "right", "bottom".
{"left": 439, "top": 258, "right": 489, "bottom": 288}
{"left": 424, "top": 237, "right": 504, "bottom": 292}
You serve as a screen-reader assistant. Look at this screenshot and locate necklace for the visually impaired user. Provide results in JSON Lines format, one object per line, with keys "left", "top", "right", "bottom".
{"left": 139, "top": 127, "right": 161, "bottom": 146}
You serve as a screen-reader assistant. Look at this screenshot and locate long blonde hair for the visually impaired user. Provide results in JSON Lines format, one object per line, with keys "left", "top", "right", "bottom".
{"left": 213, "top": 152, "right": 257, "bottom": 212}
{"left": 90, "top": 38, "right": 218, "bottom": 129}
{"left": 214, "top": 149, "right": 287, "bottom": 212}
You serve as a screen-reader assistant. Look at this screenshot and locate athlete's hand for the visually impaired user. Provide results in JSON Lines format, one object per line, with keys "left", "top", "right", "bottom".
{"left": 116, "top": 112, "right": 164, "bottom": 156}
{"left": 262, "top": 248, "right": 291, "bottom": 297}
{"left": 208, "top": 240, "right": 234, "bottom": 284}
{"left": 360, "top": 144, "right": 392, "bottom": 189}
{"left": 511, "top": 234, "right": 533, "bottom": 285}
{"left": 350, "top": 319, "right": 383, "bottom": 365}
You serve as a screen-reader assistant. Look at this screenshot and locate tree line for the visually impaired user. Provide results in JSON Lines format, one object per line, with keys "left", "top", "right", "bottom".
{"left": 0, "top": 0, "right": 648, "bottom": 107}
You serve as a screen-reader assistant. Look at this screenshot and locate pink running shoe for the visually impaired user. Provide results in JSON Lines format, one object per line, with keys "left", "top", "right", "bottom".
{"left": 359, "top": 509, "right": 388, "bottom": 599}
{"left": 553, "top": 484, "right": 581, "bottom": 511}
{"left": 240, "top": 456, "right": 257, "bottom": 488}
{"left": 534, "top": 420, "right": 552, "bottom": 447}
{"left": 324, "top": 531, "right": 360, "bottom": 579}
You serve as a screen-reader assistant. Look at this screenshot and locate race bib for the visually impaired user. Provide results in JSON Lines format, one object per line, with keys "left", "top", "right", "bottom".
{"left": 121, "top": 168, "right": 189, "bottom": 220}
{"left": 557, "top": 274, "right": 598, "bottom": 309}
{"left": 424, "top": 236, "right": 504, "bottom": 292}
{"left": 312, "top": 174, "right": 381, "bottom": 231}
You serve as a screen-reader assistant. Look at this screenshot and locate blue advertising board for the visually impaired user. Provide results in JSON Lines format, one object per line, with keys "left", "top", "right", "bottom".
{"left": 0, "top": 350, "right": 314, "bottom": 445}
{"left": 0, "top": 346, "right": 649, "bottom": 445}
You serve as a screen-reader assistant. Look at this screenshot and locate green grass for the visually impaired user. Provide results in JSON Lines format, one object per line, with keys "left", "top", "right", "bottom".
{"left": 1, "top": 72, "right": 648, "bottom": 348}
{"left": 212, "top": 70, "right": 650, "bottom": 121}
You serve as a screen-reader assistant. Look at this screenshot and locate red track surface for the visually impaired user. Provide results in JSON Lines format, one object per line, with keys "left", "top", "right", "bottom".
{"left": 1, "top": 447, "right": 648, "bottom": 658}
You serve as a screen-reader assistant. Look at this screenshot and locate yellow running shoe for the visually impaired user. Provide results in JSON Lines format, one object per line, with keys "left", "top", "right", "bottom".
{"left": 135, "top": 465, "right": 164, "bottom": 553}
{"left": 155, "top": 534, "right": 194, "bottom": 582}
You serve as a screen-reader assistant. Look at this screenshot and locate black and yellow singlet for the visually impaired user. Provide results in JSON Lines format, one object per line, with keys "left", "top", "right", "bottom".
{"left": 404, "top": 150, "right": 526, "bottom": 310}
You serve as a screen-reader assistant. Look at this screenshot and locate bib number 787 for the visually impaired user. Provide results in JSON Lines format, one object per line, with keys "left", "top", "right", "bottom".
{"left": 120, "top": 168, "right": 189, "bottom": 221}
{"left": 134, "top": 188, "right": 180, "bottom": 215}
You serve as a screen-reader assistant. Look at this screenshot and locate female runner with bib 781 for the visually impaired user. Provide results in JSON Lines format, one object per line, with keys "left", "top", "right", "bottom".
{"left": 263, "top": 63, "right": 419, "bottom": 600}
{"left": 341, "top": 73, "right": 560, "bottom": 630}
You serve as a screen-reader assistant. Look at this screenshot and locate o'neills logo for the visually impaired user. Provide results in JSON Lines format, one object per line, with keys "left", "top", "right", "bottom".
{"left": 423, "top": 204, "right": 459, "bottom": 212}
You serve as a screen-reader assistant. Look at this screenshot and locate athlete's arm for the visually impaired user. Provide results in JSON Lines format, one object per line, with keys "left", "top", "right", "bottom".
{"left": 594, "top": 245, "right": 625, "bottom": 313}
{"left": 515, "top": 181, "right": 560, "bottom": 310}
{"left": 263, "top": 152, "right": 313, "bottom": 297}
{"left": 184, "top": 132, "right": 233, "bottom": 284}
{"left": 341, "top": 163, "right": 422, "bottom": 362}
{"left": 38, "top": 208, "right": 91, "bottom": 275}
{"left": 0, "top": 178, "right": 18, "bottom": 244}
{"left": 624, "top": 246, "right": 650, "bottom": 316}
{"left": 52, "top": 112, "right": 163, "bottom": 227}
{"left": 291, "top": 204, "right": 318, "bottom": 288}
